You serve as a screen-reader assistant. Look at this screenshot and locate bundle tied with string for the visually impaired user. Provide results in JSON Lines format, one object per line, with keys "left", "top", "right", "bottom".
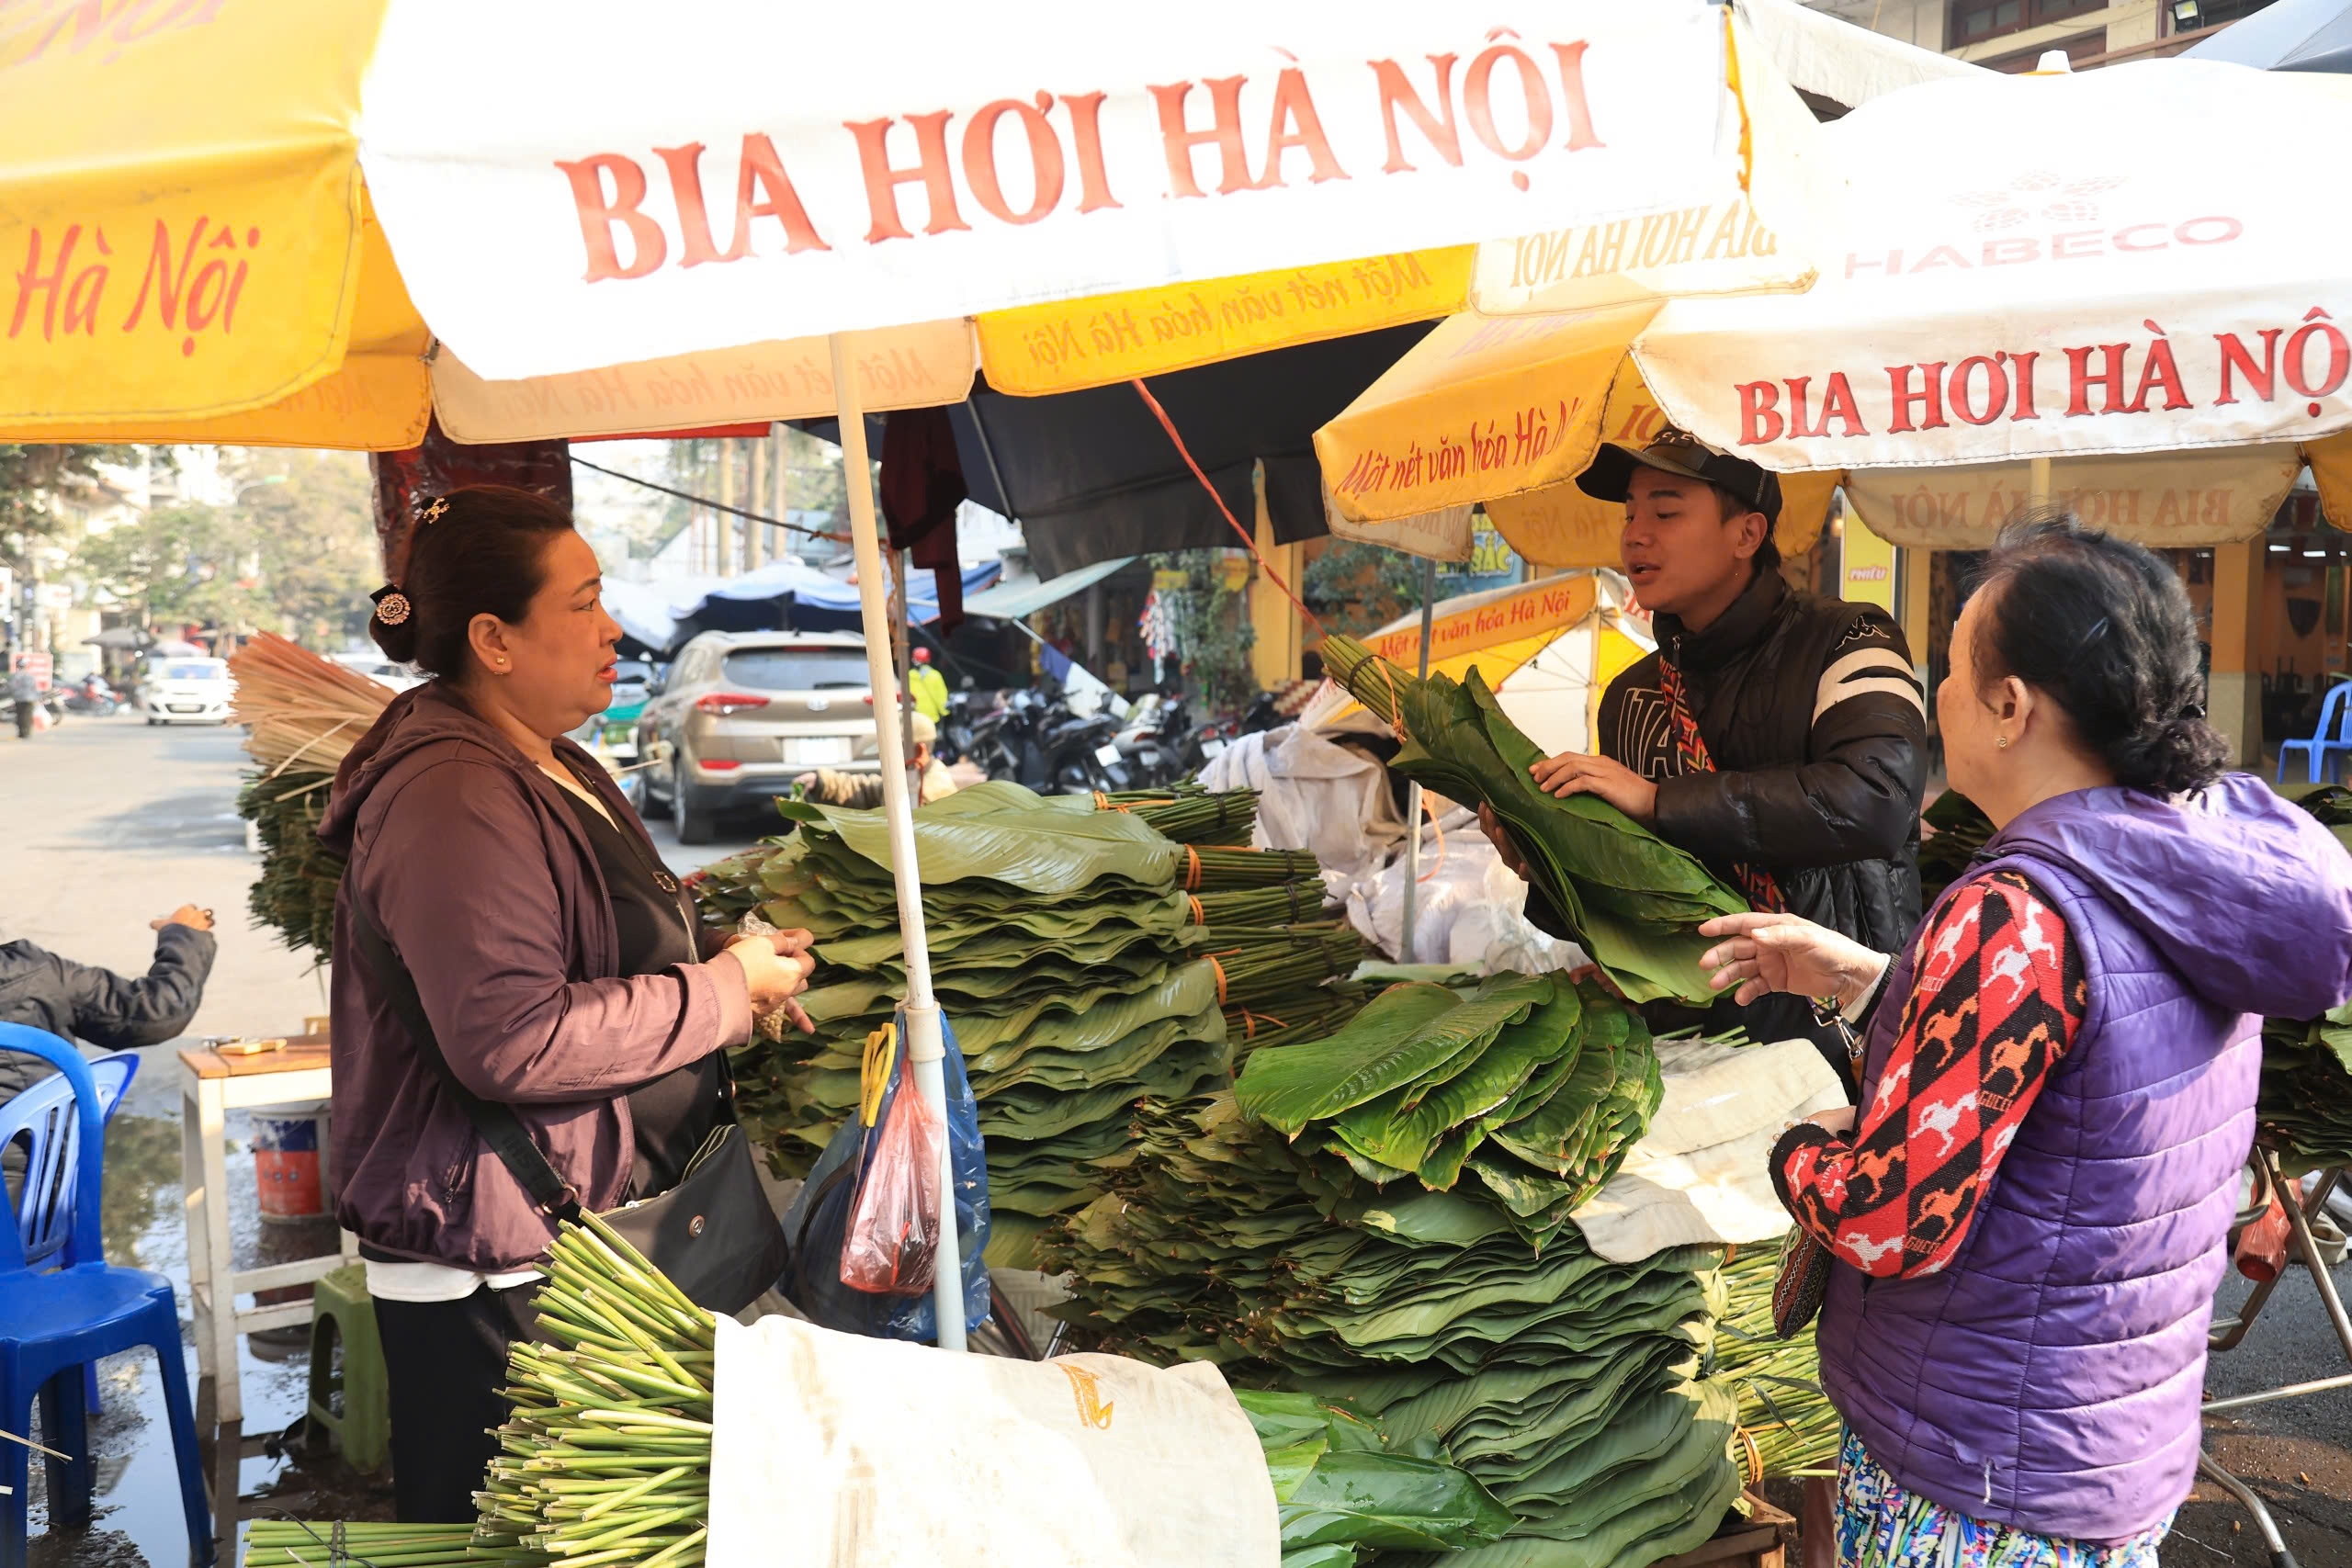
{"left": 232, "top": 633, "right": 396, "bottom": 955}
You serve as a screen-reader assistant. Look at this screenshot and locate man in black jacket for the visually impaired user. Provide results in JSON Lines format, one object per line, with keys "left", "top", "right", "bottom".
{"left": 0, "top": 905, "right": 218, "bottom": 1100}
{"left": 1489, "top": 430, "right": 1927, "bottom": 1088}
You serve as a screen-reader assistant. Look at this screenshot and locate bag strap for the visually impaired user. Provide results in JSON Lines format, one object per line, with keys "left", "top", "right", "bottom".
{"left": 347, "top": 899, "right": 582, "bottom": 1222}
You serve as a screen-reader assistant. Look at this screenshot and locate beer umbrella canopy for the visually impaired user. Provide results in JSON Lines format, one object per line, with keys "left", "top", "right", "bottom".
{"left": 0, "top": 0, "right": 1815, "bottom": 446}
{"left": 1320, "top": 56, "right": 2352, "bottom": 558}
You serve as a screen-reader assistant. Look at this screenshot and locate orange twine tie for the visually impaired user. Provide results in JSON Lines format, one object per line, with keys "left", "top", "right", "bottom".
{"left": 1184, "top": 844, "right": 1202, "bottom": 891}
{"left": 1187, "top": 895, "right": 1204, "bottom": 926}
{"left": 1206, "top": 953, "right": 1229, "bottom": 1007}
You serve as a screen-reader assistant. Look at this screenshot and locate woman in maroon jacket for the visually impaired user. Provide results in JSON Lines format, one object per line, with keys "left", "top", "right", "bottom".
{"left": 320, "top": 487, "right": 816, "bottom": 1522}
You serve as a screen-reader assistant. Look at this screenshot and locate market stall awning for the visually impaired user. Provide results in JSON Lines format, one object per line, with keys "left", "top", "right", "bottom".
{"left": 0, "top": 0, "right": 1823, "bottom": 442}
{"left": 1321, "top": 55, "right": 2352, "bottom": 554}
{"left": 956, "top": 323, "right": 1438, "bottom": 578}
{"left": 961, "top": 556, "right": 1136, "bottom": 621}
{"left": 1634, "top": 59, "right": 2352, "bottom": 478}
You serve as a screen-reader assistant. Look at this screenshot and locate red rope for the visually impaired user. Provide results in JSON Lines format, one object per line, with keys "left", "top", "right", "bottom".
{"left": 1129, "top": 378, "right": 1327, "bottom": 634}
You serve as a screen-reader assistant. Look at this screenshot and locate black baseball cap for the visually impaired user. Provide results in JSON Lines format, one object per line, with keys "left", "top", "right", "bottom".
{"left": 1577, "top": 427, "right": 1782, "bottom": 523}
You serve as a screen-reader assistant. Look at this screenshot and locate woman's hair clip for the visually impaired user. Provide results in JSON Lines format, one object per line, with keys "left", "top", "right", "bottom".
{"left": 370, "top": 584, "right": 412, "bottom": 626}
{"left": 419, "top": 496, "right": 448, "bottom": 525}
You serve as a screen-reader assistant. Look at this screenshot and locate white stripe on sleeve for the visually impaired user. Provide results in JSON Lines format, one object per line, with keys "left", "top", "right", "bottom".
{"left": 1815, "top": 647, "right": 1926, "bottom": 724}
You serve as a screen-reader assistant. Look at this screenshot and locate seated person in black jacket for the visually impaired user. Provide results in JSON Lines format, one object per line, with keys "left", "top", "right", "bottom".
{"left": 1482, "top": 432, "right": 1927, "bottom": 1091}
{"left": 1, "top": 906, "right": 219, "bottom": 1190}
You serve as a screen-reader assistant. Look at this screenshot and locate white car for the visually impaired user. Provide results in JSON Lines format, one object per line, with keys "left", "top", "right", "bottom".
{"left": 142, "top": 657, "right": 235, "bottom": 725}
{"left": 332, "top": 652, "right": 427, "bottom": 694}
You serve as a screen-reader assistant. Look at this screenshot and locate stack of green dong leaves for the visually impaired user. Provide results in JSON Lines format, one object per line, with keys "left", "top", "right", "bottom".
{"left": 1047, "top": 1075, "right": 1742, "bottom": 1567}
{"left": 1235, "top": 973, "right": 1659, "bottom": 1251}
{"left": 702, "top": 781, "right": 1367, "bottom": 1266}
{"left": 1317, "top": 636, "right": 1744, "bottom": 1005}
{"left": 2261, "top": 784, "right": 2352, "bottom": 1168}
{"left": 1240, "top": 1390, "right": 1516, "bottom": 1566}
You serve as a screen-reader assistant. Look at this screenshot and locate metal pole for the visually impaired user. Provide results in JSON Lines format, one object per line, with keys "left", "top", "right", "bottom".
{"left": 1399, "top": 555, "right": 1436, "bottom": 960}
{"left": 828, "top": 333, "right": 965, "bottom": 1352}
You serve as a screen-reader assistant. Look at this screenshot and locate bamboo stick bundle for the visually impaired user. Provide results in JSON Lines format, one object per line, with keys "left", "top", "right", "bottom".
{"left": 231, "top": 631, "right": 396, "bottom": 777}
{"left": 229, "top": 633, "right": 397, "bottom": 955}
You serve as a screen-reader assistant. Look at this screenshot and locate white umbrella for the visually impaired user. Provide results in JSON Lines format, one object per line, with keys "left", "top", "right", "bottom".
{"left": 1622, "top": 56, "right": 2352, "bottom": 538}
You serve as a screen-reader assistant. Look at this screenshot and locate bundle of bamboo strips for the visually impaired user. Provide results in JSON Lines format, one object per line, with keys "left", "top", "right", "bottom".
{"left": 232, "top": 631, "right": 395, "bottom": 776}
{"left": 229, "top": 633, "right": 397, "bottom": 955}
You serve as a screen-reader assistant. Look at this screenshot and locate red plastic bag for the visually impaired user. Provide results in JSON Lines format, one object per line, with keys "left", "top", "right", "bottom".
{"left": 839, "top": 1075, "right": 943, "bottom": 1296}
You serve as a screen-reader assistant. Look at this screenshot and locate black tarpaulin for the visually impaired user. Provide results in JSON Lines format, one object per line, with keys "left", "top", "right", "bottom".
{"left": 952, "top": 322, "right": 1433, "bottom": 580}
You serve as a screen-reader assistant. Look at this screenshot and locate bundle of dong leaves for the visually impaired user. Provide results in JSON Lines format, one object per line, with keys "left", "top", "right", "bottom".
{"left": 1046, "top": 1091, "right": 1747, "bottom": 1568}
{"left": 276, "top": 1218, "right": 1507, "bottom": 1568}
{"left": 1318, "top": 636, "right": 1743, "bottom": 1006}
{"left": 1235, "top": 973, "right": 1659, "bottom": 1251}
{"left": 702, "top": 781, "right": 1366, "bottom": 1266}
{"left": 2260, "top": 784, "right": 2352, "bottom": 1169}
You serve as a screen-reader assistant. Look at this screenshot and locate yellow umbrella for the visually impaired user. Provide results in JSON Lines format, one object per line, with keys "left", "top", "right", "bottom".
{"left": 0, "top": 0, "right": 1484, "bottom": 444}
{"left": 1317, "top": 298, "right": 2352, "bottom": 564}
{"left": 1315, "top": 305, "right": 1839, "bottom": 566}
{"left": 1345, "top": 569, "right": 1655, "bottom": 755}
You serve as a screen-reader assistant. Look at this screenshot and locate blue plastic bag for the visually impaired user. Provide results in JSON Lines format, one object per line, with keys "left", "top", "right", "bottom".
{"left": 781, "top": 1009, "right": 991, "bottom": 1341}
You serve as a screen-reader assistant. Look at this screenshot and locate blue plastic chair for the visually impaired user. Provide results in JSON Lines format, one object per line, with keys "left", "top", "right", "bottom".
{"left": 1, "top": 1049, "right": 140, "bottom": 1420}
{"left": 2279, "top": 680, "right": 2352, "bottom": 784}
{"left": 1, "top": 1049, "right": 139, "bottom": 1269}
{"left": 0, "top": 1025, "right": 209, "bottom": 1567}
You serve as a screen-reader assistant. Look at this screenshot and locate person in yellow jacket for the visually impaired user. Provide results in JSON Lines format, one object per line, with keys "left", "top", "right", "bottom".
{"left": 908, "top": 646, "right": 950, "bottom": 722}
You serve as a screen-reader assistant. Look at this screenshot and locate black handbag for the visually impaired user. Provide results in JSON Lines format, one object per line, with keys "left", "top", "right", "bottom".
{"left": 350, "top": 905, "right": 791, "bottom": 1315}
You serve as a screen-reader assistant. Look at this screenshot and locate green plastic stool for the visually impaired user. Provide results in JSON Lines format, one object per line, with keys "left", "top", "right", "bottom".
{"left": 305, "top": 1264, "right": 390, "bottom": 1473}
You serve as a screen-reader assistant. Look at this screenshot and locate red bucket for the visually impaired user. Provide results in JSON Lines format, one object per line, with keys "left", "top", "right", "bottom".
{"left": 253, "top": 1104, "right": 325, "bottom": 1223}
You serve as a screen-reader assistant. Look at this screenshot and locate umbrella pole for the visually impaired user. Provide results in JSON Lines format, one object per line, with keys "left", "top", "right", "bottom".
{"left": 1399, "top": 555, "right": 1436, "bottom": 958}
{"left": 828, "top": 333, "right": 967, "bottom": 1354}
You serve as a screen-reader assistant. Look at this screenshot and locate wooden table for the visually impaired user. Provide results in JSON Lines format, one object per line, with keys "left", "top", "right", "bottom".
{"left": 177, "top": 1033, "right": 356, "bottom": 1563}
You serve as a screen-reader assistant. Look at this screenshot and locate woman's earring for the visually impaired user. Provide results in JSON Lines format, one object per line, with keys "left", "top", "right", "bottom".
{"left": 1996, "top": 735, "right": 2009, "bottom": 749}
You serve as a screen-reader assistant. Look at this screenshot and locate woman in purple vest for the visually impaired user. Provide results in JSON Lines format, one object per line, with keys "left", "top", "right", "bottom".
{"left": 1698, "top": 513, "right": 2352, "bottom": 1565}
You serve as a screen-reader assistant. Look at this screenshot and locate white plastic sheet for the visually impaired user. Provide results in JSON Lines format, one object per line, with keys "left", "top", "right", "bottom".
{"left": 1340, "top": 807, "right": 1589, "bottom": 976}
{"left": 1198, "top": 722, "right": 1407, "bottom": 880}
{"left": 1569, "top": 1038, "right": 1846, "bottom": 1263}
{"left": 709, "top": 1314, "right": 1277, "bottom": 1568}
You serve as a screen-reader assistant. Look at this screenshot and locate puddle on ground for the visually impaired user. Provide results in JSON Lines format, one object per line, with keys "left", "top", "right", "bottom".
{"left": 23, "top": 1090, "right": 393, "bottom": 1568}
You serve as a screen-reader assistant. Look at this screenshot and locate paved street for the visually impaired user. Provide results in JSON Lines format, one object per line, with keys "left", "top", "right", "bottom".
{"left": 6, "top": 717, "right": 2352, "bottom": 1565}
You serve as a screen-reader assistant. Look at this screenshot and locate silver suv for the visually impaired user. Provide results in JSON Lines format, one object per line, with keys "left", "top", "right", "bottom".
{"left": 636, "top": 630, "right": 878, "bottom": 842}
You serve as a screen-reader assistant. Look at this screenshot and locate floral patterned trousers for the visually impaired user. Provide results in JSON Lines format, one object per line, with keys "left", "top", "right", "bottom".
{"left": 1835, "top": 1430, "right": 2169, "bottom": 1568}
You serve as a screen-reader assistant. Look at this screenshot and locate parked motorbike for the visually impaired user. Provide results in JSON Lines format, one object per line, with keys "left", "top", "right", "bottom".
{"left": 1106, "top": 694, "right": 1199, "bottom": 790}
{"left": 62, "top": 677, "right": 129, "bottom": 716}
{"left": 933, "top": 688, "right": 979, "bottom": 766}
